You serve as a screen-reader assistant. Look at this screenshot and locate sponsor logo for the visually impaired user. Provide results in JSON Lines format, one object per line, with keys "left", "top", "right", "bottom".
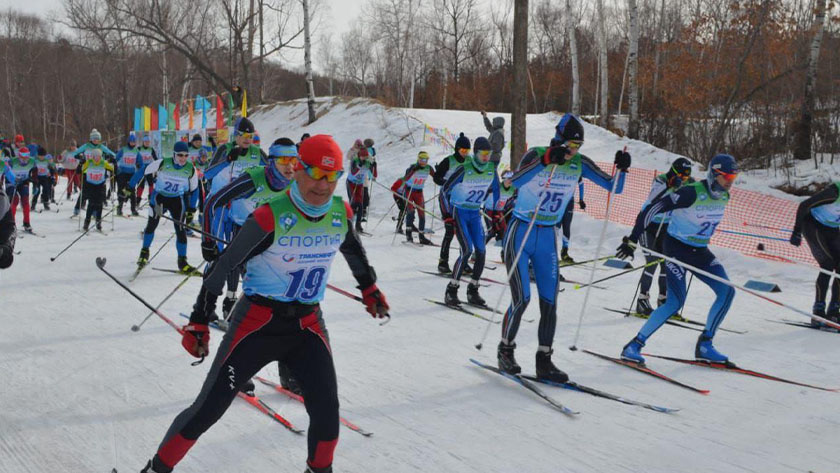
{"left": 278, "top": 212, "right": 298, "bottom": 234}
{"left": 282, "top": 254, "right": 296, "bottom": 262}
{"left": 321, "top": 156, "right": 335, "bottom": 168}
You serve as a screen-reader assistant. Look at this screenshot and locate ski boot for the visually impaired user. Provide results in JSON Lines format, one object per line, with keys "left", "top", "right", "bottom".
{"left": 23, "top": 223, "right": 34, "bottom": 234}
{"left": 82, "top": 219, "right": 90, "bottom": 232}
{"left": 305, "top": 465, "right": 333, "bottom": 473}
{"left": 140, "top": 458, "right": 172, "bottom": 473}
{"left": 466, "top": 283, "right": 485, "bottom": 306}
{"left": 96, "top": 221, "right": 103, "bottom": 232}
{"left": 131, "top": 208, "right": 140, "bottom": 217}
{"left": 222, "top": 296, "right": 237, "bottom": 318}
{"left": 444, "top": 282, "right": 461, "bottom": 306}
{"left": 560, "top": 247, "right": 575, "bottom": 265}
{"left": 117, "top": 206, "right": 123, "bottom": 217}
{"left": 827, "top": 302, "right": 840, "bottom": 324}
{"left": 405, "top": 227, "right": 414, "bottom": 243}
{"left": 418, "top": 232, "right": 432, "bottom": 245}
{"left": 43, "top": 202, "right": 50, "bottom": 211}
{"left": 437, "top": 258, "right": 451, "bottom": 274}
{"left": 177, "top": 256, "right": 200, "bottom": 276}
{"left": 812, "top": 301, "right": 827, "bottom": 328}
{"left": 137, "top": 247, "right": 150, "bottom": 268}
{"left": 395, "top": 224, "right": 404, "bottom": 234}
{"left": 635, "top": 294, "right": 653, "bottom": 316}
{"left": 535, "top": 348, "right": 569, "bottom": 383}
{"left": 239, "top": 378, "right": 256, "bottom": 396}
{"left": 497, "top": 341, "right": 521, "bottom": 374}
{"left": 620, "top": 336, "right": 646, "bottom": 364}
{"left": 695, "top": 333, "right": 729, "bottom": 363}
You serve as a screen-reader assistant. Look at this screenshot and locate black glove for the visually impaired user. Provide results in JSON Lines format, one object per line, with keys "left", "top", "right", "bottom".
{"left": 614, "top": 150, "right": 631, "bottom": 171}
{"left": 208, "top": 136, "right": 217, "bottom": 148}
{"left": 543, "top": 145, "right": 569, "bottom": 166}
{"left": 579, "top": 200, "right": 586, "bottom": 211}
{"left": 0, "top": 244, "right": 13, "bottom": 269}
{"left": 227, "top": 147, "right": 246, "bottom": 161}
{"left": 201, "top": 239, "right": 220, "bottom": 262}
{"left": 616, "top": 236, "right": 636, "bottom": 260}
{"left": 789, "top": 230, "right": 802, "bottom": 247}
{"left": 190, "top": 286, "right": 218, "bottom": 324}
{"left": 185, "top": 208, "right": 196, "bottom": 224}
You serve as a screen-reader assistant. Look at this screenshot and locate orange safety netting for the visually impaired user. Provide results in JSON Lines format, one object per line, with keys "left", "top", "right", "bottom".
{"left": 579, "top": 163, "right": 816, "bottom": 266}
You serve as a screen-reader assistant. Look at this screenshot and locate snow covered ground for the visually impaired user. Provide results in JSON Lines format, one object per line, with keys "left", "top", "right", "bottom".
{"left": 2, "top": 98, "right": 839, "bottom": 473}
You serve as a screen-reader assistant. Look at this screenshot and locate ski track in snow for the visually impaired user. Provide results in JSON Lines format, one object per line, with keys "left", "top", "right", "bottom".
{"left": 1, "top": 100, "right": 838, "bottom": 472}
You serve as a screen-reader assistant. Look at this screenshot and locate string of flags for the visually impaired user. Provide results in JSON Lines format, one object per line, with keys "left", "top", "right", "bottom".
{"left": 132, "top": 90, "right": 247, "bottom": 133}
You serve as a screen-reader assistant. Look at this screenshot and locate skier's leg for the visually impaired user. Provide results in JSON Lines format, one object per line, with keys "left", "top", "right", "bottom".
{"left": 501, "top": 218, "right": 533, "bottom": 345}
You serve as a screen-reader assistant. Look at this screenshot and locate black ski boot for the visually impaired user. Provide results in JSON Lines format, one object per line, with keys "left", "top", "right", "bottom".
{"left": 117, "top": 206, "right": 123, "bottom": 217}
{"left": 137, "top": 247, "right": 150, "bottom": 268}
{"left": 239, "top": 378, "right": 256, "bottom": 395}
{"left": 535, "top": 349, "right": 569, "bottom": 383}
{"left": 305, "top": 466, "right": 333, "bottom": 473}
{"left": 83, "top": 218, "right": 90, "bottom": 232}
{"left": 437, "top": 258, "right": 451, "bottom": 274}
{"left": 560, "top": 247, "right": 575, "bottom": 265}
{"left": 444, "top": 282, "right": 460, "bottom": 306}
{"left": 497, "top": 341, "right": 521, "bottom": 374}
{"left": 279, "top": 363, "right": 304, "bottom": 395}
{"left": 405, "top": 227, "right": 414, "bottom": 243}
{"left": 177, "top": 256, "right": 199, "bottom": 275}
{"left": 466, "top": 283, "right": 485, "bottom": 306}
{"left": 636, "top": 294, "right": 653, "bottom": 316}
{"left": 418, "top": 232, "right": 432, "bottom": 245}
{"left": 96, "top": 220, "right": 103, "bottom": 232}
{"left": 141, "top": 458, "right": 172, "bottom": 473}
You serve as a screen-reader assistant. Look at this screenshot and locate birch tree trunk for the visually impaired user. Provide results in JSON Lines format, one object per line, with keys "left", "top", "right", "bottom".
{"left": 793, "top": 0, "right": 827, "bottom": 161}
{"left": 596, "top": 0, "right": 609, "bottom": 128}
{"left": 511, "top": 0, "right": 528, "bottom": 169}
{"left": 303, "top": 0, "right": 317, "bottom": 124}
{"left": 627, "top": 0, "right": 640, "bottom": 138}
{"left": 565, "top": 0, "right": 580, "bottom": 115}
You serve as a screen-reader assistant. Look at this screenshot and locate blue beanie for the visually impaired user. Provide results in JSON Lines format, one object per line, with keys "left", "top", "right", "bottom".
{"left": 174, "top": 141, "right": 189, "bottom": 154}
{"left": 474, "top": 137, "right": 491, "bottom": 152}
{"left": 128, "top": 133, "right": 137, "bottom": 144}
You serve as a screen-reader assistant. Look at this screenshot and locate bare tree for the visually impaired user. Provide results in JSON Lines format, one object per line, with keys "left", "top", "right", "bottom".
{"left": 565, "top": 0, "right": 580, "bottom": 115}
{"left": 627, "top": 0, "right": 639, "bottom": 138}
{"left": 511, "top": 0, "right": 528, "bottom": 169}
{"left": 425, "top": 0, "right": 482, "bottom": 83}
{"left": 302, "top": 0, "right": 316, "bottom": 123}
{"left": 793, "top": 0, "right": 828, "bottom": 161}
{"left": 595, "top": 0, "right": 609, "bottom": 128}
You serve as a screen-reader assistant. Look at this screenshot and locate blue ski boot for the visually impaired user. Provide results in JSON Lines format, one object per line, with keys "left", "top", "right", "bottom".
{"left": 620, "top": 336, "right": 646, "bottom": 364}
{"left": 695, "top": 334, "right": 728, "bottom": 363}
{"left": 812, "top": 301, "right": 827, "bottom": 327}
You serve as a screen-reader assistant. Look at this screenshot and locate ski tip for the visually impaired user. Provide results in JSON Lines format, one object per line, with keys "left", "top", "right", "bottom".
{"left": 569, "top": 345, "right": 578, "bottom": 351}
{"left": 475, "top": 343, "right": 483, "bottom": 350}
{"left": 95, "top": 256, "right": 107, "bottom": 268}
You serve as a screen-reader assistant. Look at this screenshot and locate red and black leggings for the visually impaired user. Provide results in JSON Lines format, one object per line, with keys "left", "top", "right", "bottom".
{"left": 151, "top": 297, "right": 339, "bottom": 473}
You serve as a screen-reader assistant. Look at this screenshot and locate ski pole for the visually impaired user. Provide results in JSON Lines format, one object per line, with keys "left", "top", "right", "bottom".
{"left": 50, "top": 205, "right": 116, "bottom": 262}
{"left": 572, "top": 258, "right": 663, "bottom": 289}
{"left": 392, "top": 186, "right": 417, "bottom": 245}
{"left": 560, "top": 254, "right": 613, "bottom": 269}
{"left": 742, "top": 221, "right": 793, "bottom": 233}
{"left": 159, "top": 213, "right": 228, "bottom": 244}
{"left": 570, "top": 160, "right": 623, "bottom": 351}
{"left": 719, "top": 228, "right": 789, "bottom": 242}
{"left": 758, "top": 247, "right": 840, "bottom": 280}
{"left": 371, "top": 199, "right": 398, "bottom": 232}
{"left": 634, "top": 244, "right": 840, "bottom": 330}
{"left": 475, "top": 167, "right": 558, "bottom": 351}
{"left": 326, "top": 283, "right": 391, "bottom": 325}
{"left": 372, "top": 179, "right": 445, "bottom": 221}
{"left": 131, "top": 261, "right": 207, "bottom": 332}
{"left": 626, "top": 219, "right": 667, "bottom": 315}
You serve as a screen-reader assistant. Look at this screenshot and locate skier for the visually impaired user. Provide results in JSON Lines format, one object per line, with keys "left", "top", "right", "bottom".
{"left": 390, "top": 176, "right": 407, "bottom": 233}
{"left": 203, "top": 117, "right": 268, "bottom": 316}
{"left": 186, "top": 134, "right": 211, "bottom": 229}
{"left": 139, "top": 134, "right": 390, "bottom": 473}
{"left": 484, "top": 168, "right": 516, "bottom": 246}
{"left": 7, "top": 146, "right": 37, "bottom": 232}
{"left": 789, "top": 179, "right": 840, "bottom": 325}
{"left": 60, "top": 141, "right": 81, "bottom": 200}
{"left": 31, "top": 147, "right": 57, "bottom": 212}
{"left": 344, "top": 146, "right": 375, "bottom": 232}
{"left": 115, "top": 134, "right": 141, "bottom": 216}
{"left": 131, "top": 141, "right": 200, "bottom": 274}
{"left": 433, "top": 132, "right": 471, "bottom": 274}
{"left": 480, "top": 110, "right": 505, "bottom": 165}
{"left": 498, "top": 113, "right": 630, "bottom": 382}
{"left": 442, "top": 136, "right": 500, "bottom": 306}
{"left": 0, "top": 186, "right": 15, "bottom": 269}
{"left": 616, "top": 154, "right": 738, "bottom": 364}
{"left": 79, "top": 148, "right": 114, "bottom": 232}
{"left": 557, "top": 178, "right": 585, "bottom": 264}
{"left": 634, "top": 157, "right": 693, "bottom": 315}
{"left": 400, "top": 150, "right": 435, "bottom": 244}
{"left": 71, "top": 129, "right": 117, "bottom": 216}
{"left": 135, "top": 134, "right": 159, "bottom": 208}
{"left": 362, "top": 138, "right": 377, "bottom": 222}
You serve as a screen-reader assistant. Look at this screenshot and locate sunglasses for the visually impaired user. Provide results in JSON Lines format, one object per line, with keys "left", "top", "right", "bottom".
{"left": 237, "top": 132, "right": 254, "bottom": 140}
{"left": 713, "top": 169, "right": 738, "bottom": 183}
{"left": 273, "top": 156, "right": 297, "bottom": 165}
{"left": 303, "top": 163, "right": 344, "bottom": 182}
{"left": 418, "top": 158, "right": 429, "bottom": 163}
{"left": 566, "top": 140, "right": 583, "bottom": 150}
{"left": 175, "top": 152, "right": 189, "bottom": 158}
{"left": 477, "top": 150, "right": 491, "bottom": 156}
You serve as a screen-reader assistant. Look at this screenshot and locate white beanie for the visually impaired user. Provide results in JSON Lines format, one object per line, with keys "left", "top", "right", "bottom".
{"left": 90, "top": 129, "right": 102, "bottom": 141}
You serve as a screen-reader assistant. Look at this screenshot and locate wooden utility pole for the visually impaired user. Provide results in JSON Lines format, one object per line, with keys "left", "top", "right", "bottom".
{"left": 511, "top": 0, "right": 528, "bottom": 170}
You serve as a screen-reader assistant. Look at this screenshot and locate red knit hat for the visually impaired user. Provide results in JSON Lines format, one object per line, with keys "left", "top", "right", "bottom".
{"left": 14, "top": 134, "right": 24, "bottom": 143}
{"left": 297, "top": 134, "right": 343, "bottom": 171}
{"left": 18, "top": 147, "right": 30, "bottom": 158}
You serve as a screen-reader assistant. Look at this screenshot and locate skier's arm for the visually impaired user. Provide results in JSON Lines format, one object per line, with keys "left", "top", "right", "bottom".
{"left": 202, "top": 173, "right": 256, "bottom": 242}
{"left": 578, "top": 178, "right": 585, "bottom": 203}
{"left": 488, "top": 171, "right": 500, "bottom": 208}
{"left": 0, "top": 192, "right": 15, "bottom": 269}
{"left": 441, "top": 167, "right": 465, "bottom": 214}
{"left": 101, "top": 145, "right": 117, "bottom": 158}
{"left": 433, "top": 159, "right": 450, "bottom": 186}
{"left": 340, "top": 202, "right": 377, "bottom": 289}
{"left": 581, "top": 155, "right": 625, "bottom": 194}
{"left": 187, "top": 169, "right": 200, "bottom": 209}
{"left": 629, "top": 186, "right": 697, "bottom": 242}
{"left": 509, "top": 149, "right": 543, "bottom": 188}
{"left": 402, "top": 164, "right": 417, "bottom": 182}
{"left": 793, "top": 184, "right": 840, "bottom": 233}
{"left": 129, "top": 159, "right": 162, "bottom": 188}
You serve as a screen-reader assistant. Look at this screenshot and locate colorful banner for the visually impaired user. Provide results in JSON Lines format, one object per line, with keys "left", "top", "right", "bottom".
{"left": 167, "top": 103, "right": 176, "bottom": 131}
{"left": 143, "top": 106, "right": 151, "bottom": 132}
{"left": 227, "top": 93, "right": 235, "bottom": 126}
{"left": 157, "top": 104, "right": 166, "bottom": 130}
{"left": 241, "top": 89, "right": 248, "bottom": 117}
{"left": 216, "top": 95, "right": 224, "bottom": 129}
{"left": 133, "top": 108, "right": 141, "bottom": 132}
{"left": 216, "top": 127, "right": 230, "bottom": 144}
{"left": 173, "top": 102, "right": 180, "bottom": 131}
{"left": 188, "top": 100, "right": 194, "bottom": 130}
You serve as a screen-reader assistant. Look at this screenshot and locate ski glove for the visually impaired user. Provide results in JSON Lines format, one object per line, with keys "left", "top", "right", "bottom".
{"left": 120, "top": 188, "right": 132, "bottom": 198}
{"left": 201, "top": 239, "right": 220, "bottom": 262}
{"left": 614, "top": 150, "right": 632, "bottom": 171}
{"left": 185, "top": 209, "right": 196, "bottom": 224}
{"left": 616, "top": 236, "right": 636, "bottom": 260}
{"left": 543, "top": 145, "right": 569, "bottom": 166}
{"left": 181, "top": 323, "right": 210, "bottom": 358}
{"left": 789, "top": 230, "right": 802, "bottom": 247}
{"left": 579, "top": 200, "right": 586, "bottom": 211}
{"left": 361, "top": 284, "right": 390, "bottom": 318}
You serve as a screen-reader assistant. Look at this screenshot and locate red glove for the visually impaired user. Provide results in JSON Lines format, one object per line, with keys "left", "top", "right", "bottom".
{"left": 181, "top": 323, "right": 210, "bottom": 358}
{"left": 361, "top": 284, "right": 390, "bottom": 318}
